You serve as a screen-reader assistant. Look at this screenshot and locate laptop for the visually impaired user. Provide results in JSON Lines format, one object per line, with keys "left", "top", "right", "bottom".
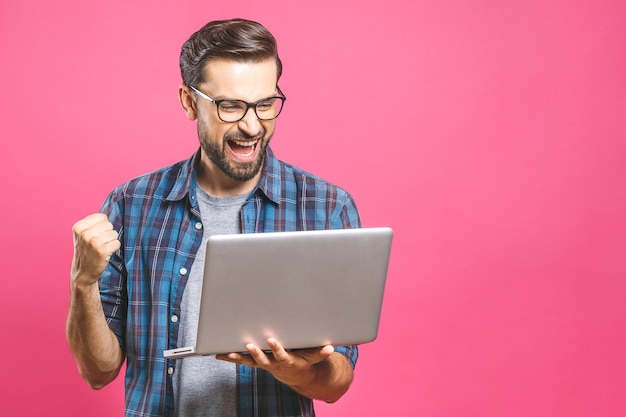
{"left": 163, "top": 227, "right": 393, "bottom": 359}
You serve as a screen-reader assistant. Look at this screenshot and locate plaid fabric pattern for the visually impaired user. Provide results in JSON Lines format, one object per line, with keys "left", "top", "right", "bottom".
{"left": 99, "top": 147, "right": 361, "bottom": 417}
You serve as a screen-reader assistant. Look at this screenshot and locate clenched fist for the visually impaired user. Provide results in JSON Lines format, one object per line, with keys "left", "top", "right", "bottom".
{"left": 71, "top": 213, "right": 121, "bottom": 288}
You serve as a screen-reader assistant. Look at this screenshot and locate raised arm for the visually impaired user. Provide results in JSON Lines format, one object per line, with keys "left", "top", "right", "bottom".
{"left": 66, "top": 213, "right": 124, "bottom": 389}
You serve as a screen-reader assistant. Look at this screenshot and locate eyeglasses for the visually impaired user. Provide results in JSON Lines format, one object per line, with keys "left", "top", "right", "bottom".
{"left": 189, "top": 85, "right": 286, "bottom": 123}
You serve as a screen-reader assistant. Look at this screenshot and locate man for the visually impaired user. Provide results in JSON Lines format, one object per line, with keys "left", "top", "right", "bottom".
{"left": 67, "top": 18, "right": 361, "bottom": 417}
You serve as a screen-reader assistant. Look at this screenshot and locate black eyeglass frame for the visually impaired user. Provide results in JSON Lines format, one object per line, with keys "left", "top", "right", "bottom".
{"left": 189, "top": 85, "right": 286, "bottom": 123}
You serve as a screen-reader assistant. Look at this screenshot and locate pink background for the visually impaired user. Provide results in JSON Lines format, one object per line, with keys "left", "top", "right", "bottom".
{"left": 1, "top": 0, "right": 625, "bottom": 416}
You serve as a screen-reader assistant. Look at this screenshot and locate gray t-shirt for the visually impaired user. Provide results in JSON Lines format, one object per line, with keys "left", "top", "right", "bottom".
{"left": 173, "top": 186, "right": 249, "bottom": 417}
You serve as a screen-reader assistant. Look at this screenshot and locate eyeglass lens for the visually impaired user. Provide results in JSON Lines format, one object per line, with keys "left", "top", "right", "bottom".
{"left": 217, "top": 98, "right": 284, "bottom": 122}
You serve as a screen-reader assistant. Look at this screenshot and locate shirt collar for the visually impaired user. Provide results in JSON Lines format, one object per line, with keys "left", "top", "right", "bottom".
{"left": 255, "top": 146, "right": 282, "bottom": 205}
{"left": 165, "top": 147, "right": 282, "bottom": 205}
{"left": 164, "top": 150, "right": 199, "bottom": 203}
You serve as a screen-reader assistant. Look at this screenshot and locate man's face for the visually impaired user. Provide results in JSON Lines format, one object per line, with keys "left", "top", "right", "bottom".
{"left": 194, "top": 58, "right": 279, "bottom": 184}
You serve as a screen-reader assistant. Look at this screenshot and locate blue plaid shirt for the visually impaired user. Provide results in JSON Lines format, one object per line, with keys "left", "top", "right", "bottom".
{"left": 99, "top": 147, "right": 361, "bottom": 417}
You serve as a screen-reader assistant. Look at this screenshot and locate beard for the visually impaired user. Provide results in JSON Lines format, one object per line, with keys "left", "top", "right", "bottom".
{"left": 197, "top": 119, "right": 272, "bottom": 182}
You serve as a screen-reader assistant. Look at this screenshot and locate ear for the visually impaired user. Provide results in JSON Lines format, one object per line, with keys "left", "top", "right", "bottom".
{"left": 178, "top": 85, "right": 197, "bottom": 121}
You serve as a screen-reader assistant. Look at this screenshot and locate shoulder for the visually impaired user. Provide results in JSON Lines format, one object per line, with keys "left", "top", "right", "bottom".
{"left": 262, "top": 150, "right": 361, "bottom": 229}
{"left": 103, "top": 152, "right": 197, "bottom": 210}
{"left": 282, "top": 160, "right": 349, "bottom": 195}
{"left": 263, "top": 148, "right": 354, "bottom": 202}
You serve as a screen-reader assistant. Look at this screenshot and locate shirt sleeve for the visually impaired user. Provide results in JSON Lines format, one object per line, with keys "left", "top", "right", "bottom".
{"left": 333, "top": 344, "right": 359, "bottom": 369}
{"left": 98, "top": 188, "right": 128, "bottom": 352}
{"left": 332, "top": 189, "right": 361, "bottom": 368}
{"left": 333, "top": 189, "right": 362, "bottom": 230}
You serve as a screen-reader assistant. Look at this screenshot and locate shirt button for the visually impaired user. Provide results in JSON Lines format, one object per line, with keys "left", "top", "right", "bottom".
{"left": 168, "top": 367, "right": 174, "bottom": 375}
{"left": 171, "top": 315, "right": 178, "bottom": 323}
{"left": 195, "top": 222, "right": 203, "bottom": 230}
{"left": 180, "top": 267, "right": 188, "bottom": 275}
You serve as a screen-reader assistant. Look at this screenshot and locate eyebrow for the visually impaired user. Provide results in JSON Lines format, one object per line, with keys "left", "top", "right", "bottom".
{"left": 199, "top": 87, "right": 281, "bottom": 102}
{"left": 218, "top": 93, "right": 279, "bottom": 102}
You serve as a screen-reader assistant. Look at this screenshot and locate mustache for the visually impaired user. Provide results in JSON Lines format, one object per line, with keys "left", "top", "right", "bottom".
{"left": 224, "top": 128, "right": 266, "bottom": 142}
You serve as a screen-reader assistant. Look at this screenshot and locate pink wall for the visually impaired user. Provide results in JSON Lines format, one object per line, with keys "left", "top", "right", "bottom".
{"left": 2, "top": 0, "right": 625, "bottom": 416}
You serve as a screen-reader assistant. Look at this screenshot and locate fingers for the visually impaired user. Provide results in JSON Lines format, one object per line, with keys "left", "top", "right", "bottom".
{"left": 216, "top": 349, "right": 266, "bottom": 369}
{"left": 72, "top": 213, "right": 110, "bottom": 236}
{"left": 71, "top": 213, "right": 121, "bottom": 285}
{"left": 268, "top": 339, "right": 334, "bottom": 364}
{"left": 217, "top": 344, "right": 274, "bottom": 368}
{"left": 320, "top": 345, "right": 335, "bottom": 356}
{"left": 217, "top": 340, "right": 336, "bottom": 389}
{"left": 73, "top": 213, "right": 120, "bottom": 250}
{"left": 266, "top": 338, "right": 288, "bottom": 361}
{"left": 237, "top": 339, "right": 290, "bottom": 367}
{"left": 216, "top": 339, "right": 334, "bottom": 370}
{"left": 216, "top": 352, "right": 242, "bottom": 362}
{"left": 246, "top": 343, "right": 272, "bottom": 367}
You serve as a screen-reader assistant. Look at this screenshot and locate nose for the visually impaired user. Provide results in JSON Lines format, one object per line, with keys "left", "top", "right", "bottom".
{"left": 237, "top": 107, "right": 262, "bottom": 137}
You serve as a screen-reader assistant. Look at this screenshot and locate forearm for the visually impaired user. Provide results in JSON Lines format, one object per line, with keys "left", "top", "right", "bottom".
{"left": 288, "top": 352, "right": 354, "bottom": 403}
{"left": 66, "top": 280, "right": 124, "bottom": 389}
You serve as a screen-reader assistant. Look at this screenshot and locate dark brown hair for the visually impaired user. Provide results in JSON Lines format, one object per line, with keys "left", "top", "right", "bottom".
{"left": 180, "top": 18, "right": 282, "bottom": 88}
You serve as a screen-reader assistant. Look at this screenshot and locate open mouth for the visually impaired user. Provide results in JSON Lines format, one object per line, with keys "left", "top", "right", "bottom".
{"left": 227, "top": 138, "right": 259, "bottom": 159}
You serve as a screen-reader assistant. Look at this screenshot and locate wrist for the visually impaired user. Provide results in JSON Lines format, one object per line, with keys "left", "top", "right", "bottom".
{"left": 70, "top": 274, "right": 101, "bottom": 294}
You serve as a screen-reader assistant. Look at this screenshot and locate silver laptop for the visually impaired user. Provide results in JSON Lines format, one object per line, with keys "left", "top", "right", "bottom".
{"left": 164, "top": 227, "right": 393, "bottom": 359}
